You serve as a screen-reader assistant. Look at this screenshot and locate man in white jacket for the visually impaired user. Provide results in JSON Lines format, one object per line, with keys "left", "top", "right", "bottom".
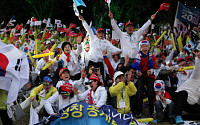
{"left": 108, "top": 11, "right": 156, "bottom": 66}
{"left": 78, "top": 15, "right": 121, "bottom": 80}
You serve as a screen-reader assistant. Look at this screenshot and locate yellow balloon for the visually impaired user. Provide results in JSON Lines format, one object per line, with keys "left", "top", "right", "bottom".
{"left": 177, "top": 36, "right": 183, "bottom": 51}
{"left": 154, "top": 31, "right": 167, "bottom": 47}
{"left": 42, "top": 57, "right": 56, "bottom": 70}
{"left": 32, "top": 52, "right": 54, "bottom": 58}
{"left": 35, "top": 39, "right": 38, "bottom": 55}
{"left": 136, "top": 118, "right": 154, "bottom": 123}
{"left": 179, "top": 66, "right": 195, "bottom": 71}
{"left": 50, "top": 44, "right": 57, "bottom": 52}
{"left": 28, "top": 52, "right": 37, "bottom": 68}
{"left": 171, "top": 33, "right": 177, "bottom": 51}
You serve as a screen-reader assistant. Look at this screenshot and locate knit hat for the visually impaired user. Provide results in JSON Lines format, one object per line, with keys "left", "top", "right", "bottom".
{"left": 139, "top": 40, "right": 150, "bottom": 50}
{"left": 154, "top": 80, "right": 165, "bottom": 92}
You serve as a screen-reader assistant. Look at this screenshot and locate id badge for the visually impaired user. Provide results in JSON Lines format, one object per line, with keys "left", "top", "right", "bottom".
{"left": 119, "top": 99, "right": 126, "bottom": 108}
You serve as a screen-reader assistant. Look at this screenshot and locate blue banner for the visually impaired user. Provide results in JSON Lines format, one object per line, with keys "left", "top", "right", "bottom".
{"left": 35, "top": 102, "right": 139, "bottom": 125}
{"left": 177, "top": 3, "right": 200, "bottom": 26}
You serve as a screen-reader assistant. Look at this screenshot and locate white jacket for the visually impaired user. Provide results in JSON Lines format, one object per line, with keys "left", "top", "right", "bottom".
{"left": 61, "top": 44, "right": 82, "bottom": 76}
{"left": 82, "top": 20, "right": 121, "bottom": 62}
{"left": 77, "top": 86, "right": 107, "bottom": 108}
{"left": 44, "top": 91, "right": 77, "bottom": 115}
{"left": 111, "top": 19, "right": 151, "bottom": 58}
{"left": 176, "top": 57, "right": 200, "bottom": 105}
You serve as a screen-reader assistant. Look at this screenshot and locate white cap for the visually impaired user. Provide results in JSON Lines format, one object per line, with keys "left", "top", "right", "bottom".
{"left": 46, "top": 41, "right": 51, "bottom": 44}
{"left": 153, "top": 33, "right": 157, "bottom": 36}
{"left": 112, "top": 71, "right": 124, "bottom": 86}
{"left": 50, "top": 39, "right": 55, "bottom": 42}
{"left": 154, "top": 80, "right": 165, "bottom": 92}
{"left": 60, "top": 32, "right": 64, "bottom": 34}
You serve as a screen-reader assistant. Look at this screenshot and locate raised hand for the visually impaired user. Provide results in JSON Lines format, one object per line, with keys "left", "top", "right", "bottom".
{"left": 78, "top": 15, "right": 84, "bottom": 21}
{"left": 108, "top": 11, "right": 114, "bottom": 20}
{"left": 150, "top": 14, "right": 156, "bottom": 21}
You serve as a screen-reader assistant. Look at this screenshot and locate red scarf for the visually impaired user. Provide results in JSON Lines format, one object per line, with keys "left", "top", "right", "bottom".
{"left": 64, "top": 52, "right": 70, "bottom": 62}
{"left": 87, "top": 90, "right": 93, "bottom": 104}
{"left": 85, "top": 50, "right": 89, "bottom": 52}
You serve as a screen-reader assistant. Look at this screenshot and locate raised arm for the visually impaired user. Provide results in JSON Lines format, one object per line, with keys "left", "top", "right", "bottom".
{"left": 109, "top": 11, "right": 123, "bottom": 38}
{"left": 136, "top": 14, "right": 156, "bottom": 37}
{"left": 78, "top": 15, "right": 95, "bottom": 40}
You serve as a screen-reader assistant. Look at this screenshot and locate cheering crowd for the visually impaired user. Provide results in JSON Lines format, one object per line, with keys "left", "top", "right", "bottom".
{"left": 0, "top": 10, "right": 200, "bottom": 125}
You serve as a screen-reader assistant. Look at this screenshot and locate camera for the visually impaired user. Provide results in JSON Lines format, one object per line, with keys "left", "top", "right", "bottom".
{"left": 92, "top": 68, "right": 97, "bottom": 72}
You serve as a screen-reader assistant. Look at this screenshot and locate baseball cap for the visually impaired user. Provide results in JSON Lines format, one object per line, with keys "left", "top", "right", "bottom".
{"left": 59, "top": 83, "right": 73, "bottom": 96}
{"left": 85, "top": 74, "right": 101, "bottom": 85}
{"left": 46, "top": 41, "right": 51, "bottom": 45}
{"left": 177, "top": 58, "right": 185, "bottom": 63}
{"left": 125, "top": 21, "right": 133, "bottom": 27}
{"left": 186, "top": 56, "right": 193, "bottom": 61}
{"left": 59, "top": 68, "right": 70, "bottom": 77}
{"left": 97, "top": 28, "right": 104, "bottom": 33}
{"left": 113, "top": 71, "right": 124, "bottom": 82}
{"left": 42, "top": 76, "right": 52, "bottom": 85}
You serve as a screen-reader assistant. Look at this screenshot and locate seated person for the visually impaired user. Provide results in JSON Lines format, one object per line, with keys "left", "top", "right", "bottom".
{"left": 74, "top": 74, "right": 107, "bottom": 108}
{"left": 154, "top": 80, "right": 174, "bottom": 124}
{"left": 109, "top": 71, "right": 137, "bottom": 114}
{"left": 45, "top": 83, "right": 77, "bottom": 116}
{"left": 20, "top": 76, "right": 57, "bottom": 113}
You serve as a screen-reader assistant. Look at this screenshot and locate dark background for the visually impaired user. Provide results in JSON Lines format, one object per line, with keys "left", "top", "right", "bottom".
{"left": 0, "top": 0, "right": 199, "bottom": 30}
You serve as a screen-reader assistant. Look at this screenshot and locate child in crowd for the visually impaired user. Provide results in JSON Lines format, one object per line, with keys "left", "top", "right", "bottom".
{"left": 132, "top": 40, "right": 156, "bottom": 118}
{"left": 154, "top": 80, "right": 174, "bottom": 124}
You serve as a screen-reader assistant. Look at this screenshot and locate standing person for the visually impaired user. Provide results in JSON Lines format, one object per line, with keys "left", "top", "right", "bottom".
{"left": 78, "top": 15, "right": 121, "bottom": 80}
{"left": 108, "top": 11, "right": 156, "bottom": 66}
{"left": 132, "top": 40, "right": 156, "bottom": 118}
{"left": 174, "top": 52, "right": 200, "bottom": 124}
{"left": 0, "top": 90, "right": 13, "bottom": 125}
{"left": 60, "top": 41, "right": 82, "bottom": 80}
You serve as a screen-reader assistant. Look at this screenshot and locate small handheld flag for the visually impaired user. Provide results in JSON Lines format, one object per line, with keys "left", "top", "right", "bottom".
{"left": 184, "top": 40, "right": 195, "bottom": 53}
{"left": 74, "top": 0, "right": 86, "bottom": 7}
{"left": 73, "top": 0, "right": 80, "bottom": 16}
{"left": 105, "top": 0, "right": 111, "bottom": 11}
{"left": 155, "top": 3, "right": 170, "bottom": 14}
